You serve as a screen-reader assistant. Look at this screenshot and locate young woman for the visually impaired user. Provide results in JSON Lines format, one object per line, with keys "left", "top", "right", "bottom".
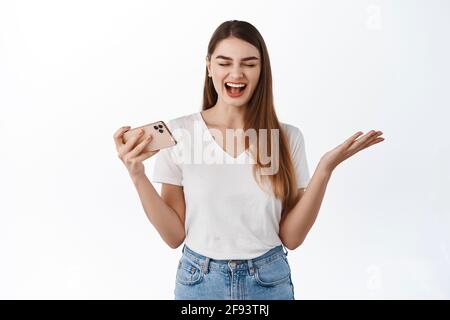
{"left": 113, "top": 20, "right": 384, "bottom": 300}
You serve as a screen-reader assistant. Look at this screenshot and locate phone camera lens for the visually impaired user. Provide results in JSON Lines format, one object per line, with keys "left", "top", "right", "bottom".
{"left": 158, "top": 124, "right": 163, "bottom": 128}
{"left": 153, "top": 125, "right": 159, "bottom": 130}
{"left": 159, "top": 129, "right": 163, "bottom": 133}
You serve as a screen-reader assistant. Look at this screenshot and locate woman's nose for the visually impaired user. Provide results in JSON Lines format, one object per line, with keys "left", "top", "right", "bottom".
{"left": 230, "top": 66, "right": 244, "bottom": 78}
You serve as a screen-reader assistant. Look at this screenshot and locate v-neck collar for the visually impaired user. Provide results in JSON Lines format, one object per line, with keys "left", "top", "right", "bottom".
{"left": 197, "top": 111, "right": 249, "bottom": 161}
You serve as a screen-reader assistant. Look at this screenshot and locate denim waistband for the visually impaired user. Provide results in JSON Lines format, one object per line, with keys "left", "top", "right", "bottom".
{"left": 181, "top": 244, "right": 288, "bottom": 274}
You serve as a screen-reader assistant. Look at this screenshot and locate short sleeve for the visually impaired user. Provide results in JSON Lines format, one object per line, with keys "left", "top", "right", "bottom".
{"left": 290, "top": 127, "right": 310, "bottom": 189}
{"left": 149, "top": 121, "right": 183, "bottom": 186}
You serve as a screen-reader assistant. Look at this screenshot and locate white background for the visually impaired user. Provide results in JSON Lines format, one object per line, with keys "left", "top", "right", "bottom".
{"left": 1, "top": 0, "right": 449, "bottom": 299}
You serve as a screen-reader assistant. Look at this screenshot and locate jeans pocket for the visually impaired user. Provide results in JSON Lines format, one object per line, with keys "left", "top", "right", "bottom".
{"left": 176, "top": 256, "right": 204, "bottom": 286}
{"left": 254, "top": 255, "right": 291, "bottom": 287}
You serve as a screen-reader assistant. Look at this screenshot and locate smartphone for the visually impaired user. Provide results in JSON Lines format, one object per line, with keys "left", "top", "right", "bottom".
{"left": 122, "top": 120, "right": 177, "bottom": 152}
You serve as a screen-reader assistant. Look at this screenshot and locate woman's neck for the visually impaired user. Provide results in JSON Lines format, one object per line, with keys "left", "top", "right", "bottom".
{"left": 204, "top": 103, "right": 246, "bottom": 129}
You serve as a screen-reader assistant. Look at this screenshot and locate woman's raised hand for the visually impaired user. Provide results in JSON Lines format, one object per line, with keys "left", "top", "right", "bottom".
{"left": 319, "top": 130, "right": 385, "bottom": 174}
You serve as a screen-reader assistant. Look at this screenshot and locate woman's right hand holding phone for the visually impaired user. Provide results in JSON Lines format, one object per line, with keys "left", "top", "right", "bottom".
{"left": 113, "top": 126, "right": 160, "bottom": 179}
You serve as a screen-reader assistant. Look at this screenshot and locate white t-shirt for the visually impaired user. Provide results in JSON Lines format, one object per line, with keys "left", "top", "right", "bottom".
{"left": 150, "top": 111, "right": 310, "bottom": 259}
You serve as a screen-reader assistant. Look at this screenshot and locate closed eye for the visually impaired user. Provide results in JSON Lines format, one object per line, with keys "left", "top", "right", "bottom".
{"left": 218, "top": 64, "right": 256, "bottom": 67}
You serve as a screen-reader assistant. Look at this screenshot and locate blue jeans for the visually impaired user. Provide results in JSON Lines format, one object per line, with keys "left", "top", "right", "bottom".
{"left": 174, "top": 244, "right": 295, "bottom": 300}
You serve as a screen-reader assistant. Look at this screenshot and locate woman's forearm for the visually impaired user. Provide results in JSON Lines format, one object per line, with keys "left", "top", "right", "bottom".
{"left": 279, "top": 162, "right": 332, "bottom": 250}
{"left": 132, "top": 174, "right": 185, "bottom": 248}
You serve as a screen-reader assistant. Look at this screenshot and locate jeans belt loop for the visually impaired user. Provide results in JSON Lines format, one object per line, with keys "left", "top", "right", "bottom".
{"left": 247, "top": 258, "right": 255, "bottom": 275}
{"left": 202, "top": 257, "right": 210, "bottom": 274}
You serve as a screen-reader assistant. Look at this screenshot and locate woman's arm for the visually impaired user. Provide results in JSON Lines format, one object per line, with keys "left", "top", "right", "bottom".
{"left": 132, "top": 174, "right": 186, "bottom": 249}
{"left": 279, "top": 130, "right": 385, "bottom": 250}
{"left": 113, "top": 126, "right": 186, "bottom": 249}
{"left": 279, "top": 163, "right": 331, "bottom": 250}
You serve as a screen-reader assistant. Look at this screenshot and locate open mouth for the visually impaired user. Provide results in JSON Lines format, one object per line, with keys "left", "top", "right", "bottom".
{"left": 224, "top": 82, "right": 247, "bottom": 97}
